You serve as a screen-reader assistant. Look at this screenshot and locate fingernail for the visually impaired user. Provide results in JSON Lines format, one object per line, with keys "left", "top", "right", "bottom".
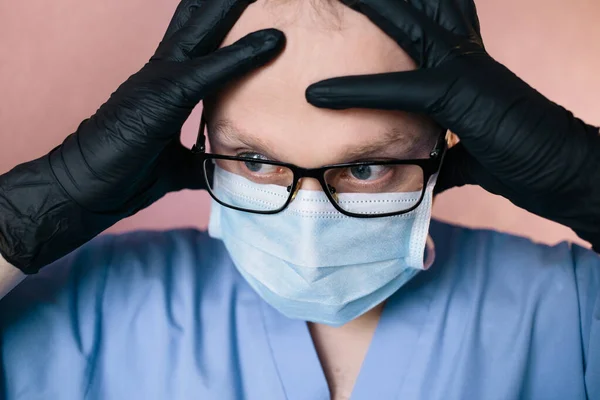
{"left": 252, "top": 29, "right": 286, "bottom": 52}
{"left": 310, "top": 80, "right": 339, "bottom": 95}
{"left": 306, "top": 84, "right": 330, "bottom": 98}
{"left": 305, "top": 84, "right": 334, "bottom": 106}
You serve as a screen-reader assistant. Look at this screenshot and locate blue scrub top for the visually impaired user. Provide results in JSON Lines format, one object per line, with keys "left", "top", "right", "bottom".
{"left": 1, "top": 220, "right": 599, "bottom": 400}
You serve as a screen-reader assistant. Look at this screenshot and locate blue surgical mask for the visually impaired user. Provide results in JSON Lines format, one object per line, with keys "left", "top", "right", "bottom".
{"left": 208, "top": 166, "right": 436, "bottom": 326}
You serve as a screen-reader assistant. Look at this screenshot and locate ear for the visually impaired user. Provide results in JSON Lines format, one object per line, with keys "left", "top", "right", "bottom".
{"left": 447, "top": 131, "right": 460, "bottom": 148}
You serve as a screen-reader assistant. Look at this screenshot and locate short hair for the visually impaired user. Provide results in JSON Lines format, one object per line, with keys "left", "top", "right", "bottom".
{"left": 264, "top": 0, "right": 346, "bottom": 30}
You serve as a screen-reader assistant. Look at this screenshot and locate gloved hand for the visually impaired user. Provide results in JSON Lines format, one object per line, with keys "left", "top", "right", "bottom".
{"left": 0, "top": 0, "right": 285, "bottom": 274}
{"left": 306, "top": 0, "right": 600, "bottom": 250}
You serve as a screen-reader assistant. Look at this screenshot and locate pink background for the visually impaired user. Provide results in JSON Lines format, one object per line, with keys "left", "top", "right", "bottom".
{"left": 1, "top": 0, "right": 598, "bottom": 247}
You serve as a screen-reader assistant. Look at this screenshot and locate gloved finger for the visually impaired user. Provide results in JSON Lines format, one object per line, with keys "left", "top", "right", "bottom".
{"left": 181, "top": 28, "right": 285, "bottom": 103}
{"left": 158, "top": 140, "right": 205, "bottom": 192}
{"left": 162, "top": 0, "right": 205, "bottom": 42}
{"left": 340, "top": 0, "right": 443, "bottom": 66}
{"left": 405, "top": 0, "right": 477, "bottom": 38}
{"left": 455, "top": 0, "right": 482, "bottom": 38}
{"left": 434, "top": 142, "right": 478, "bottom": 194}
{"left": 306, "top": 68, "right": 441, "bottom": 114}
{"left": 153, "top": 0, "right": 258, "bottom": 62}
{"left": 434, "top": 142, "right": 524, "bottom": 201}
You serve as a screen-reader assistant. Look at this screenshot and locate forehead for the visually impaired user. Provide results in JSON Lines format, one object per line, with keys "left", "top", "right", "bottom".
{"left": 207, "top": 1, "right": 434, "bottom": 167}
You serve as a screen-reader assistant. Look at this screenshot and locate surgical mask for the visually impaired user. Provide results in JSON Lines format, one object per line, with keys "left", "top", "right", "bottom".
{"left": 208, "top": 166, "right": 436, "bottom": 326}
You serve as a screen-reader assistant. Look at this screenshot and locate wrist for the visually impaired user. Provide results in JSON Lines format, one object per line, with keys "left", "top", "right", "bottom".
{"left": 553, "top": 123, "right": 600, "bottom": 248}
{"left": 0, "top": 155, "right": 121, "bottom": 274}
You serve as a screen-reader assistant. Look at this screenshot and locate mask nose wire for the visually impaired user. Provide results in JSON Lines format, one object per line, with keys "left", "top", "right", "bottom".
{"left": 289, "top": 179, "right": 301, "bottom": 202}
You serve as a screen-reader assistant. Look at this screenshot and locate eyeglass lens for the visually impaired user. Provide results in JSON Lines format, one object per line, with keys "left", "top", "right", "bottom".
{"left": 204, "top": 159, "right": 425, "bottom": 215}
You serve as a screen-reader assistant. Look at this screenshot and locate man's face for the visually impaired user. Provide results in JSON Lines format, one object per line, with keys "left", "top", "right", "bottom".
{"left": 205, "top": 1, "right": 440, "bottom": 190}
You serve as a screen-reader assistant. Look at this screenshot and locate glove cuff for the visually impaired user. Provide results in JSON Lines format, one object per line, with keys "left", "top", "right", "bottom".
{"left": 0, "top": 155, "right": 120, "bottom": 274}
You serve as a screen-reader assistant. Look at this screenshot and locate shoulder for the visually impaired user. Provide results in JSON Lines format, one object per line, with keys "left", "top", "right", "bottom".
{"left": 429, "top": 219, "right": 600, "bottom": 329}
{"left": 0, "top": 231, "right": 241, "bottom": 398}
{"left": 0, "top": 228, "right": 241, "bottom": 351}
{"left": 71, "top": 228, "right": 243, "bottom": 302}
{"left": 1, "top": 229, "right": 239, "bottom": 320}
{"left": 429, "top": 220, "right": 600, "bottom": 390}
{"left": 92, "top": 228, "right": 232, "bottom": 277}
{"left": 429, "top": 219, "right": 595, "bottom": 274}
{"left": 428, "top": 219, "right": 600, "bottom": 316}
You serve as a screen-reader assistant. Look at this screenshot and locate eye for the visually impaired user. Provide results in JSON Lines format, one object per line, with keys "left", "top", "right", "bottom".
{"left": 348, "top": 165, "right": 389, "bottom": 181}
{"left": 238, "top": 152, "right": 279, "bottom": 174}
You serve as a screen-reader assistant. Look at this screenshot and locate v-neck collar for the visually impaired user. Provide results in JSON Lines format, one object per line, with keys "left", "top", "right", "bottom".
{"left": 259, "top": 271, "right": 437, "bottom": 400}
{"left": 260, "top": 300, "right": 330, "bottom": 400}
{"left": 350, "top": 273, "right": 437, "bottom": 399}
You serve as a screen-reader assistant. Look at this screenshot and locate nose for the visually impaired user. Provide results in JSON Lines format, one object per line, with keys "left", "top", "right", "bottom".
{"left": 298, "top": 178, "right": 322, "bottom": 191}
{"left": 289, "top": 177, "right": 323, "bottom": 203}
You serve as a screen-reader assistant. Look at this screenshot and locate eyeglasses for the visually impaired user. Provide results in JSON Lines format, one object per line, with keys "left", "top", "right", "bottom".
{"left": 192, "top": 115, "right": 447, "bottom": 218}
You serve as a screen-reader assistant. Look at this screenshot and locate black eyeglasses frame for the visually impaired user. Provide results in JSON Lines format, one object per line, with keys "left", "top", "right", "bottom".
{"left": 192, "top": 114, "right": 448, "bottom": 218}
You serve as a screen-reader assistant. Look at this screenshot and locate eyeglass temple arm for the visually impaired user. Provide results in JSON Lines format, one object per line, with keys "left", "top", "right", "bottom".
{"left": 430, "top": 130, "right": 450, "bottom": 158}
{"left": 194, "top": 114, "right": 207, "bottom": 153}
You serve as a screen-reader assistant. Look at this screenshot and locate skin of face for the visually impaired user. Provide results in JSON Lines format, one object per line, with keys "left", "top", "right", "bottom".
{"left": 204, "top": 0, "right": 442, "bottom": 191}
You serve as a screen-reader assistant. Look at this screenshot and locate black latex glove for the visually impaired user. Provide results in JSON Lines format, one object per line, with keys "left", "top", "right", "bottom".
{"left": 0, "top": 0, "right": 285, "bottom": 274}
{"left": 306, "top": 0, "right": 600, "bottom": 250}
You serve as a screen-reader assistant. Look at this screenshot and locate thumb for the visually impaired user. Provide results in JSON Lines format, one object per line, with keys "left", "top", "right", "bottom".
{"left": 157, "top": 140, "right": 206, "bottom": 194}
{"left": 434, "top": 142, "right": 478, "bottom": 194}
{"left": 306, "top": 68, "right": 444, "bottom": 114}
{"left": 434, "top": 142, "right": 519, "bottom": 199}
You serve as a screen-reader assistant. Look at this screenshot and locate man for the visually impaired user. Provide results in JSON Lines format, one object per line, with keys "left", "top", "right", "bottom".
{"left": 0, "top": 0, "right": 599, "bottom": 399}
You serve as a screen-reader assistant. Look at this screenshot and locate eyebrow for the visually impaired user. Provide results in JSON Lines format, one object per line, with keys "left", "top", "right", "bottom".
{"left": 209, "top": 119, "right": 279, "bottom": 159}
{"left": 338, "top": 128, "right": 422, "bottom": 161}
{"left": 208, "top": 118, "right": 426, "bottom": 163}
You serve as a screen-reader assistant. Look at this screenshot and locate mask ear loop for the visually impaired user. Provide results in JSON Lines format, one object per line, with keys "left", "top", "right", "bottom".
{"left": 422, "top": 235, "right": 436, "bottom": 270}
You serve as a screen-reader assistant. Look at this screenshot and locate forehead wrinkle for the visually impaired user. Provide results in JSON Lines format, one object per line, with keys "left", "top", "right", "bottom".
{"left": 385, "top": 126, "right": 418, "bottom": 147}
{"left": 209, "top": 117, "right": 430, "bottom": 164}
{"left": 208, "top": 118, "right": 281, "bottom": 159}
{"left": 337, "top": 127, "right": 419, "bottom": 161}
